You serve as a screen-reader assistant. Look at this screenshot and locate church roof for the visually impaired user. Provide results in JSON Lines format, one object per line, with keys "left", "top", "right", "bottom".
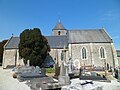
{"left": 53, "top": 20, "right": 66, "bottom": 30}
{"left": 68, "top": 29, "right": 113, "bottom": 43}
{"left": 4, "top": 36, "right": 68, "bottom": 49}
{"left": 46, "top": 36, "right": 68, "bottom": 49}
{"left": 5, "top": 37, "right": 20, "bottom": 49}
{"left": 4, "top": 29, "right": 112, "bottom": 49}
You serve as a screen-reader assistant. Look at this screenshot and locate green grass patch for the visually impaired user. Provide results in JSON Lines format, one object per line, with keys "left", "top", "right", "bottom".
{"left": 46, "top": 68, "right": 55, "bottom": 73}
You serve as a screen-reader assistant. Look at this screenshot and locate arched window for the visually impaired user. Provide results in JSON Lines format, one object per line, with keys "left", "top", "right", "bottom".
{"left": 82, "top": 47, "right": 87, "bottom": 59}
{"left": 100, "top": 47, "right": 105, "bottom": 59}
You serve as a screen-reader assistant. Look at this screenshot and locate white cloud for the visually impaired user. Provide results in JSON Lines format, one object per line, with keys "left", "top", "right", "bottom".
{"left": 100, "top": 10, "right": 120, "bottom": 21}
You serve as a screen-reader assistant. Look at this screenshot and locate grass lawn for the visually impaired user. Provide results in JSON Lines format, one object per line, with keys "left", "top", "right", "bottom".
{"left": 46, "top": 68, "right": 55, "bottom": 73}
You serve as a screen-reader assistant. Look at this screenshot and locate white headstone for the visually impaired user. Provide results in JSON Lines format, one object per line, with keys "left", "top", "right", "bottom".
{"left": 118, "top": 68, "right": 120, "bottom": 82}
{"left": 27, "top": 60, "right": 30, "bottom": 66}
{"left": 35, "top": 66, "right": 40, "bottom": 74}
{"left": 68, "top": 62, "right": 72, "bottom": 73}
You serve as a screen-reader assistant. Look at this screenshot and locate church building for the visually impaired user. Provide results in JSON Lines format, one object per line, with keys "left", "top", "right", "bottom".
{"left": 2, "top": 20, "right": 118, "bottom": 69}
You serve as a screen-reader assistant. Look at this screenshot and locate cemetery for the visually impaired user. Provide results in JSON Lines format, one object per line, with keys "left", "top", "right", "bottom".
{"left": 9, "top": 47, "right": 120, "bottom": 90}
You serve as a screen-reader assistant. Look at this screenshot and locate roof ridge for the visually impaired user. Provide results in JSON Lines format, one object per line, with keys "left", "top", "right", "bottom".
{"left": 46, "top": 35, "right": 67, "bottom": 37}
{"left": 4, "top": 36, "right": 13, "bottom": 49}
{"left": 68, "top": 29, "right": 102, "bottom": 31}
{"left": 5, "top": 36, "right": 20, "bottom": 49}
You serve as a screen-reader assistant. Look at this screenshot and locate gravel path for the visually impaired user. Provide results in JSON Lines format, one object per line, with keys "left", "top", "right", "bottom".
{"left": 0, "top": 67, "right": 30, "bottom": 90}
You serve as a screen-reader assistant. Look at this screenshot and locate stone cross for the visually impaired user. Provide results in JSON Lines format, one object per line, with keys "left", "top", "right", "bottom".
{"left": 60, "top": 46, "right": 68, "bottom": 76}
{"left": 58, "top": 46, "right": 70, "bottom": 85}
{"left": 60, "top": 61, "right": 65, "bottom": 76}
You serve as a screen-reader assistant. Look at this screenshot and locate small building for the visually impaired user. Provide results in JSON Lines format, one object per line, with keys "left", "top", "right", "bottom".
{"left": 2, "top": 20, "right": 118, "bottom": 69}
{"left": 2, "top": 37, "right": 24, "bottom": 68}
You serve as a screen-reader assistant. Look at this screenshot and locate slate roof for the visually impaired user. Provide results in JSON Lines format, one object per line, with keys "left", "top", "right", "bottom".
{"left": 46, "top": 36, "right": 68, "bottom": 49}
{"left": 5, "top": 37, "right": 20, "bottom": 49}
{"left": 116, "top": 50, "right": 120, "bottom": 57}
{"left": 53, "top": 20, "right": 66, "bottom": 30}
{"left": 4, "top": 36, "right": 68, "bottom": 49}
{"left": 4, "top": 29, "right": 112, "bottom": 49}
{"left": 68, "top": 29, "right": 113, "bottom": 43}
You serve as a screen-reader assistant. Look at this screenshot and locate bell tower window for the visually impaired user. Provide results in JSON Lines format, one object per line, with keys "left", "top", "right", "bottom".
{"left": 58, "top": 31, "right": 61, "bottom": 35}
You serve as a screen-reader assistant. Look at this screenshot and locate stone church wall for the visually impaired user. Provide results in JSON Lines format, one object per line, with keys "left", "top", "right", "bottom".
{"left": 69, "top": 43, "right": 92, "bottom": 68}
{"left": 92, "top": 43, "right": 114, "bottom": 67}
{"left": 2, "top": 49, "right": 24, "bottom": 68}
{"left": 52, "top": 30, "right": 67, "bottom": 36}
{"left": 49, "top": 49, "right": 63, "bottom": 66}
{"left": 2, "top": 49, "right": 17, "bottom": 68}
{"left": 69, "top": 43, "right": 114, "bottom": 68}
{"left": 49, "top": 48, "right": 69, "bottom": 67}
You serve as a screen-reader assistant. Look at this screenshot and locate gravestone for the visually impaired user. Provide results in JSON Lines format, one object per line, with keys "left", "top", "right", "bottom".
{"left": 55, "top": 64, "right": 60, "bottom": 76}
{"left": 68, "top": 58, "right": 72, "bottom": 74}
{"left": 79, "top": 67, "right": 83, "bottom": 76}
{"left": 54, "top": 57, "right": 60, "bottom": 76}
{"left": 41, "top": 68, "right": 46, "bottom": 77}
{"left": 27, "top": 60, "right": 30, "bottom": 66}
{"left": 118, "top": 68, "right": 120, "bottom": 82}
{"left": 58, "top": 62, "right": 70, "bottom": 85}
{"left": 35, "top": 66, "right": 40, "bottom": 74}
{"left": 59, "top": 61, "right": 65, "bottom": 76}
{"left": 58, "top": 46, "right": 70, "bottom": 85}
{"left": 26, "top": 77, "right": 61, "bottom": 90}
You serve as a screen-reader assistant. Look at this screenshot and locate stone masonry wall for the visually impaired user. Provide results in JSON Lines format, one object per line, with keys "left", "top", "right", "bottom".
{"left": 49, "top": 48, "right": 69, "bottom": 66}
{"left": 2, "top": 49, "right": 17, "bottom": 68}
{"left": 49, "top": 49, "right": 63, "bottom": 66}
{"left": 52, "top": 30, "right": 67, "bottom": 36}
{"left": 69, "top": 43, "right": 114, "bottom": 68}
{"left": 2, "top": 49, "right": 24, "bottom": 68}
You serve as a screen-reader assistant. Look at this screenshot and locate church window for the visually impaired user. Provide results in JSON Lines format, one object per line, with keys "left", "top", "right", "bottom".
{"left": 82, "top": 47, "right": 87, "bottom": 60}
{"left": 58, "top": 31, "right": 61, "bottom": 35}
{"left": 100, "top": 47, "right": 105, "bottom": 59}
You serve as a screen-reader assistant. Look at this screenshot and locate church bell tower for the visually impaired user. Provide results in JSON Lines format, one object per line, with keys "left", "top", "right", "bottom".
{"left": 52, "top": 19, "right": 67, "bottom": 36}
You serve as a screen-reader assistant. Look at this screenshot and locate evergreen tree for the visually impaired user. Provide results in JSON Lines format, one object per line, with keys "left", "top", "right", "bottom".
{"left": 19, "top": 28, "right": 50, "bottom": 67}
{"left": 0, "top": 40, "right": 8, "bottom": 65}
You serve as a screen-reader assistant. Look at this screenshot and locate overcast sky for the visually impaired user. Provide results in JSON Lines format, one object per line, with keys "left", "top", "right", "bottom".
{"left": 0, "top": 0, "right": 120, "bottom": 49}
